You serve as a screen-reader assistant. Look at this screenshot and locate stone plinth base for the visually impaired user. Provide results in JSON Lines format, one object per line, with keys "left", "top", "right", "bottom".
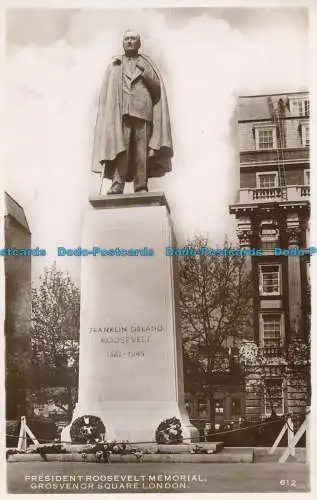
{"left": 9, "top": 448, "right": 256, "bottom": 464}
{"left": 61, "top": 401, "right": 198, "bottom": 444}
{"left": 62, "top": 193, "right": 198, "bottom": 444}
{"left": 63, "top": 441, "right": 223, "bottom": 454}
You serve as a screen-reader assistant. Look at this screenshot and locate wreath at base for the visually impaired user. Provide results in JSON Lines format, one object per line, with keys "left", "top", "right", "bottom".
{"left": 70, "top": 415, "right": 105, "bottom": 444}
{"left": 155, "top": 417, "right": 183, "bottom": 444}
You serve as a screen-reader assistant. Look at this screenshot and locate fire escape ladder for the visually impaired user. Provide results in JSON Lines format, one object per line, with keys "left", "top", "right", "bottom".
{"left": 268, "top": 97, "right": 288, "bottom": 201}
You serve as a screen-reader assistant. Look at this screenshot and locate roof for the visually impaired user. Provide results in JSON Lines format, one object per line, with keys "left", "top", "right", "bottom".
{"left": 237, "top": 91, "right": 309, "bottom": 122}
{"left": 4, "top": 192, "right": 30, "bottom": 233}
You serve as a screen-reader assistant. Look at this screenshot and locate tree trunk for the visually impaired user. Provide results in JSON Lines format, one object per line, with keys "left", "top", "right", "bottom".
{"left": 208, "top": 391, "right": 214, "bottom": 423}
{"left": 67, "top": 384, "right": 73, "bottom": 422}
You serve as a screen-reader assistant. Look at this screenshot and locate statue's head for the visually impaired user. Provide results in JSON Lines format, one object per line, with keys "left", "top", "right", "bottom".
{"left": 123, "top": 30, "right": 141, "bottom": 56}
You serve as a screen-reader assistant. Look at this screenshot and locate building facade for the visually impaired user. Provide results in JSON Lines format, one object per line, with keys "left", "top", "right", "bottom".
{"left": 229, "top": 92, "right": 310, "bottom": 420}
{"left": 4, "top": 192, "right": 32, "bottom": 419}
{"left": 184, "top": 361, "right": 245, "bottom": 425}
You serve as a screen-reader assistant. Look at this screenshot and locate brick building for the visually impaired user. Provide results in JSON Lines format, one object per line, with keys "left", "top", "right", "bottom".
{"left": 229, "top": 91, "right": 310, "bottom": 420}
{"left": 4, "top": 192, "right": 32, "bottom": 419}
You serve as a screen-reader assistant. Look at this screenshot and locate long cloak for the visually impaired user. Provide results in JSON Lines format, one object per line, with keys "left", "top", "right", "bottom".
{"left": 91, "top": 54, "right": 173, "bottom": 180}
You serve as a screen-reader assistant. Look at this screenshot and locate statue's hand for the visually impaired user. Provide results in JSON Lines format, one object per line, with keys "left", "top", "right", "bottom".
{"left": 148, "top": 148, "right": 155, "bottom": 158}
{"left": 136, "top": 62, "right": 145, "bottom": 72}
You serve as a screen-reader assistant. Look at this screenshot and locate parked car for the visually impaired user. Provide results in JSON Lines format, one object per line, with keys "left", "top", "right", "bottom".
{"left": 190, "top": 415, "right": 305, "bottom": 447}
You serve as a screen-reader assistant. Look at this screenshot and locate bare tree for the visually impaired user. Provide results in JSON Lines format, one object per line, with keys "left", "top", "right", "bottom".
{"left": 179, "top": 237, "right": 253, "bottom": 420}
{"left": 31, "top": 263, "right": 80, "bottom": 421}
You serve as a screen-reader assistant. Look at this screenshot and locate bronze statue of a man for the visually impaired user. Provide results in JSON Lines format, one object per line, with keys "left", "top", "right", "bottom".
{"left": 91, "top": 30, "right": 173, "bottom": 195}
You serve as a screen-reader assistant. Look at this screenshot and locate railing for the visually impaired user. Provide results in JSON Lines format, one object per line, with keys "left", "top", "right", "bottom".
{"left": 237, "top": 185, "right": 310, "bottom": 204}
{"left": 260, "top": 346, "right": 284, "bottom": 357}
{"left": 301, "top": 186, "right": 310, "bottom": 197}
{"left": 253, "top": 187, "right": 282, "bottom": 200}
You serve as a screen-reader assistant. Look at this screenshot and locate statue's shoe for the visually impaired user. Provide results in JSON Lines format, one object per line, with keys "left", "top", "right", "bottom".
{"left": 107, "top": 189, "right": 123, "bottom": 195}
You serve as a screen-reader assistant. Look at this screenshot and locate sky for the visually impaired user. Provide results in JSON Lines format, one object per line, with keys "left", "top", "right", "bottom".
{"left": 5, "top": 7, "right": 309, "bottom": 284}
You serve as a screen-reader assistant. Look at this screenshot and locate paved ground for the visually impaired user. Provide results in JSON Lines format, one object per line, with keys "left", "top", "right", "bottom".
{"left": 7, "top": 462, "right": 310, "bottom": 493}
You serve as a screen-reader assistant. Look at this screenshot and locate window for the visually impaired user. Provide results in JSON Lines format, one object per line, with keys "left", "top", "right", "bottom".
{"left": 264, "top": 379, "right": 284, "bottom": 416}
{"left": 34, "top": 403, "right": 45, "bottom": 410}
{"left": 255, "top": 127, "right": 276, "bottom": 150}
{"left": 256, "top": 173, "right": 278, "bottom": 188}
{"left": 198, "top": 401, "right": 208, "bottom": 419}
{"left": 290, "top": 98, "right": 310, "bottom": 117}
{"left": 261, "top": 314, "right": 282, "bottom": 347}
{"left": 259, "top": 264, "right": 281, "bottom": 295}
{"left": 214, "top": 352, "right": 230, "bottom": 371}
{"left": 214, "top": 400, "right": 224, "bottom": 417}
{"left": 231, "top": 398, "right": 241, "bottom": 416}
{"left": 304, "top": 170, "right": 310, "bottom": 185}
{"left": 301, "top": 123, "right": 310, "bottom": 147}
{"left": 260, "top": 228, "right": 279, "bottom": 254}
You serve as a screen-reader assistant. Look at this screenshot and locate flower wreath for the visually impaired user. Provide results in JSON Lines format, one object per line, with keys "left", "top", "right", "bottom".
{"left": 155, "top": 417, "right": 183, "bottom": 444}
{"left": 70, "top": 415, "right": 105, "bottom": 444}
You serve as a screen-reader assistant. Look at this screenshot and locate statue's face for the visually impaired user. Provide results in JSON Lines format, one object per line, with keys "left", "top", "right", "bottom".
{"left": 123, "top": 31, "right": 141, "bottom": 55}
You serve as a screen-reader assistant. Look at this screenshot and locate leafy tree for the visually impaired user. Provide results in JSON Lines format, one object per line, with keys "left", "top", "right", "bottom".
{"left": 286, "top": 336, "right": 311, "bottom": 404}
{"left": 31, "top": 263, "right": 80, "bottom": 421}
{"left": 239, "top": 331, "right": 310, "bottom": 422}
{"left": 179, "top": 237, "right": 253, "bottom": 420}
{"left": 238, "top": 341, "right": 286, "bottom": 418}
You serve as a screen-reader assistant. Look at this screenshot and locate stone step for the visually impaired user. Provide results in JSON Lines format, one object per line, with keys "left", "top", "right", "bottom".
{"left": 63, "top": 441, "right": 223, "bottom": 454}
{"left": 158, "top": 442, "right": 223, "bottom": 453}
{"left": 8, "top": 448, "right": 253, "bottom": 464}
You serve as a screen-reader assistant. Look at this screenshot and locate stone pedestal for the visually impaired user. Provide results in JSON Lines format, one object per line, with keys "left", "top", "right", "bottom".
{"left": 62, "top": 192, "right": 198, "bottom": 443}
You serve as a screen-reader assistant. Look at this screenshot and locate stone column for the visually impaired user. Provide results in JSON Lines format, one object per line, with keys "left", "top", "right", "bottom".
{"left": 239, "top": 341, "right": 262, "bottom": 421}
{"left": 237, "top": 219, "right": 254, "bottom": 340}
{"left": 237, "top": 220, "right": 257, "bottom": 420}
{"left": 237, "top": 214, "right": 253, "bottom": 260}
{"left": 286, "top": 217, "right": 302, "bottom": 338}
{"left": 237, "top": 229, "right": 253, "bottom": 267}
